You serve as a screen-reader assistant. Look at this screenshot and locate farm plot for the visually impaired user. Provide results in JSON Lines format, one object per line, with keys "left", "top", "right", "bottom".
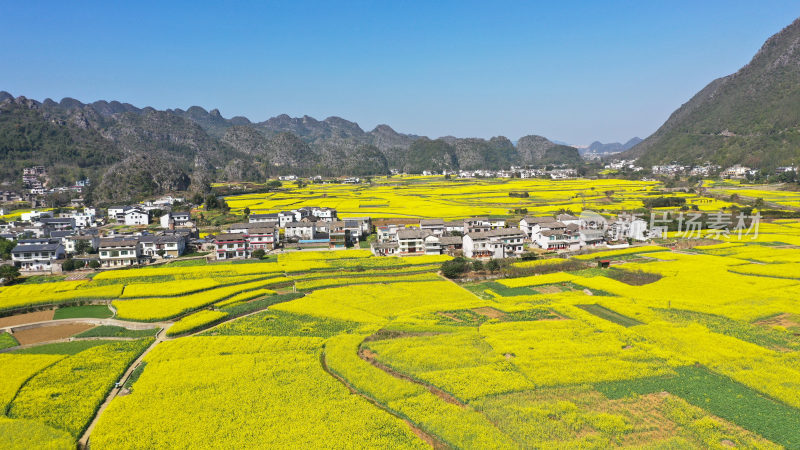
{"left": 90, "top": 336, "right": 426, "bottom": 449}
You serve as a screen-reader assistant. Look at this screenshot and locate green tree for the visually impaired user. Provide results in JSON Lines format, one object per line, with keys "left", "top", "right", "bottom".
{"left": 0, "top": 238, "right": 16, "bottom": 260}
{"left": 74, "top": 239, "right": 92, "bottom": 255}
{"left": 0, "top": 265, "right": 20, "bottom": 284}
{"left": 88, "top": 260, "right": 101, "bottom": 269}
{"left": 205, "top": 195, "right": 219, "bottom": 209}
{"left": 251, "top": 249, "right": 266, "bottom": 259}
{"left": 441, "top": 257, "right": 469, "bottom": 279}
{"left": 62, "top": 259, "right": 76, "bottom": 271}
{"left": 472, "top": 260, "right": 484, "bottom": 271}
{"left": 487, "top": 260, "right": 500, "bottom": 272}
{"left": 243, "top": 207, "right": 251, "bottom": 217}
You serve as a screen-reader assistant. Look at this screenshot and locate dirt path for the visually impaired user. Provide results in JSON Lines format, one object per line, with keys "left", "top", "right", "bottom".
{"left": 78, "top": 328, "right": 165, "bottom": 449}
{"left": 319, "top": 349, "right": 448, "bottom": 449}
{"left": 359, "top": 348, "right": 464, "bottom": 407}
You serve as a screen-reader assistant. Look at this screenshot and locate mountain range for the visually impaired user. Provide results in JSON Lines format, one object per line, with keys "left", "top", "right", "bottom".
{"left": 582, "top": 138, "right": 642, "bottom": 155}
{"left": 0, "top": 92, "right": 581, "bottom": 203}
{"left": 623, "top": 17, "right": 800, "bottom": 168}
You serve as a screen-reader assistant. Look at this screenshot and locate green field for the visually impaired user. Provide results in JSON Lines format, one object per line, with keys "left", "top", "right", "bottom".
{"left": 53, "top": 305, "right": 113, "bottom": 320}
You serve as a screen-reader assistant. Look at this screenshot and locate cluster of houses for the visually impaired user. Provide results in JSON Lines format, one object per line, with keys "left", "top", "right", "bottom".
{"left": 21, "top": 165, "right": 89, "bottom": 195}
{"left": 2, "top": 196, "right": 199, "bottom": 273}
{"left": 603, "top": 160, "right": 645, "bottom": 172}
{"left": 2, "top": 194, "right": 655, "bottom": 274}
{"left": 369, "top": 213, "right": 641, "bottom": 259}
{"left": 212, "top": 207, "right": 371, "bottom": 260}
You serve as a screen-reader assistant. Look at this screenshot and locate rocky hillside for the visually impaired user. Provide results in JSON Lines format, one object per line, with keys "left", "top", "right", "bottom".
{"left": 584, "top": 138, "right": 642, "bottom": 155}
{"left": 623, "top": 17, "right": 800, "bottom": 168}
{"left": 0, "top": 92, "right": 583, "bottom": 203}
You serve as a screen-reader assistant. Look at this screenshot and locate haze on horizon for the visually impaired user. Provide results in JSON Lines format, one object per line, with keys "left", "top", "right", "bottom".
{"left": 2, "top": 1, "right": 798, "bottom": 146}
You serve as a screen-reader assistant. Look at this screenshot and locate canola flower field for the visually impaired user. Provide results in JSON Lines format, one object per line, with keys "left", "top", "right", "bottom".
{"left": 223, "top": 176, "right": 743, "bottom": 219}
{"left": 4, "top": 194, "right": 800, "bottom": 447}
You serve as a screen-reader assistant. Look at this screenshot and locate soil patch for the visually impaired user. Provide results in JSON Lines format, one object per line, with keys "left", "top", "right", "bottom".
{"left": 0, "top": 309, "right": 54, "bottom": 328}
{"left": 534, "top": 285, "right": 564, "bottom": 294}
{"left": 363, "top": 329, "right": 442, "bottom": 342}
{"left": 12, "top": 323, "right": 94, "bottom": 346}
{"left": 436, "top": 311, "right": 464, "bottom": 322}
{"left": 472, "top": 307, "right": 506, "bottom": 319}
{"left": 756, "top": 313, "right": 800, "bottom": 329}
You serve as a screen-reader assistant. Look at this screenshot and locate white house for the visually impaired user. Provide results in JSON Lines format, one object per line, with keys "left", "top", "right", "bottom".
{"left": 21, "top": 210, "right": 52, "bottom": 222}
{"left": 377, "top": 224, "right": 401, "bottom": 242}
{"left": 556, "top": 214, "right": 581, "bottom": 227}
{"left": 249, "top": 213, "right": 280, "bottom": 226}
{"left": 247, "top": 227, "right": 278, "bottom": 251}
{"left": 534, "top": 229, "right": 571, "bottom": 251}
{"left": 285, "top": 222, "right": 316, "bottom": 240}
{"left": 98, "top": 238, "right": 142, "bottom": 267}
{"left": 278, "top": 211, "right": 299, "bottom": 228}
{"left": 310, "top": 207, "right": 337, "bottom": 221}
{"left": 396, "top": 229, "right": 427, "bottom": 255}
{"left": 214, "top": 233, "right": 249, "bottom": 260}
{"left": 123, "top": 208, "right": 149, "bottom": 226}
{"left": 423, "top": 234, "right": 442, "bottom": 255}
{"left": 11, "top": 239, "right": 65, "bottom": 272}
{"left": 420, "top": 219, "right": 445, "bottom": 236}
{"left": 464, "top": 217, "right": 491, "bottom": 234}
{"left": 444, "top": 220, "right": 464, "bottom": 234}
{"left": 519, "top": 216, "right": 557, "bottom": 237}
{"left": 463, "top": 228, "right": 526, "bottom": 259}
{"left": 159, "top": 212, "right": 192, "bottom": 229}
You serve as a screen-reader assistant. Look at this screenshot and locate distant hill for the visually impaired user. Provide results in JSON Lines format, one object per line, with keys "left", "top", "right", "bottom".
{"left": 584, "top": 138, "right": 642, "bottom": 155}
{"left": 0, "top": 93, "right": 583, "bottom": 203}
{"left": 623, "top": 17, "right": 800, "bottom": 168}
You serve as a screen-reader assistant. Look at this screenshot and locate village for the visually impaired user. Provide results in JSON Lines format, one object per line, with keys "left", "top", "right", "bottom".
{"left": 3, "top": 160, "right": 776, "bottom": 277}
{"left": 1, "top": 194, "right": 655, "bottom": 275}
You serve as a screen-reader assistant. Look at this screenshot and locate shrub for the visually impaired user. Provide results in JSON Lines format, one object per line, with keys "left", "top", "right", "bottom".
{"left": 441, "top": 257, "right": 469, "bottom": 279}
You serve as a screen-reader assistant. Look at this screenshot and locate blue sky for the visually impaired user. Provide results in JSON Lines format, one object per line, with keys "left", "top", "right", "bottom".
{"left": 1, "top": 1, "right": 798, "bottom": 144}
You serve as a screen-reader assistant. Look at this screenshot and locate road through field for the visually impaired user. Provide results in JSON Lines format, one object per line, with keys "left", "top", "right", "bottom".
{"left": 78, "top": 328, "right": 166, "bottom": 449}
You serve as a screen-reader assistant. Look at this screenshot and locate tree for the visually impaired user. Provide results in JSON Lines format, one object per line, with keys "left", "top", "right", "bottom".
{"left": 251, "top": 249, "right": 266, "bottom": 259}
{"left": 0, "top": 238, "right": 16, "bottom": 260}
{"left": 243, "top": 207, "right": 251, "bottom": 217}
{"left": 191, "top": 193, "right": 205, "bottom": 205}
{"left": 75, "top": 239, "right": 92, "bottom": 255}
{"left": 74, "top": 260, "right": 86, "bottom": 270}
{"left": 487, "top": 259, "right": 500, "bottom": 272}
{"left": 472, "top": 260, "right": 484, "bottom": 271}
{"left": 205, "top": 194, "right": 219, "bottom": 209}
{"left": 157, "top": 249, "right": 166, "bottom": 258}
{"left": 0, "top": 265, "right": 20, "bottom": 284}
{"left": 62, "top": 259, "right": 76, "bottom": 271}
{"left": 267, "top": 180, "right": 282, "bottom": 189}
{"left": 441, "top": 257, "right": 469, "bottom": 279}
{"left": 88, "top": 260, "right": 101, "bottom": 269}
